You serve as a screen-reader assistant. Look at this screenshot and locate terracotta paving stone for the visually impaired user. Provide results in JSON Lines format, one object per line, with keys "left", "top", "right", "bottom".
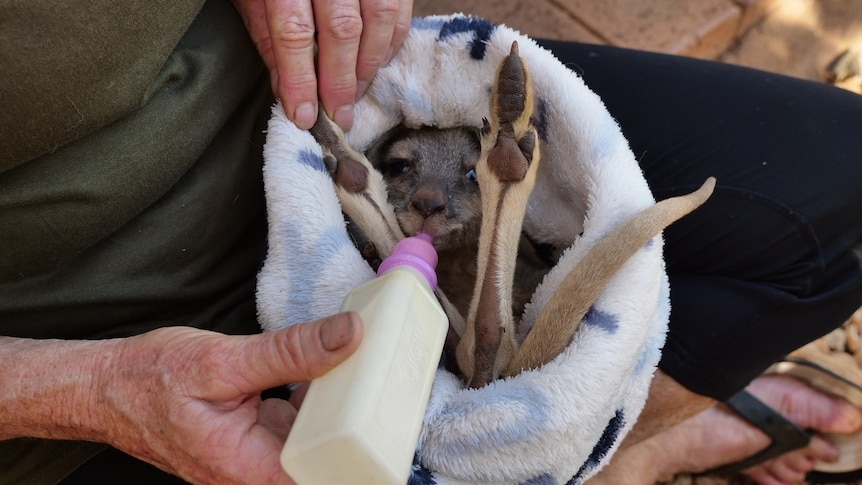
{"left": 722, "top": 0, "right": 862, "bottom": 83}
{"left": 412, "top": 0, "right": 602, "bottom": 43}
{"left": 733, "top": 0, "right": 784, "bottom": 33}
{"left": 410, "top": 0, "right": 861, "bottom": 86}
{"left": 553, "top": 0, "right": 743, "bottom": 57}
{"left": 412, "top": 0, "right": 780, "bottom": 60}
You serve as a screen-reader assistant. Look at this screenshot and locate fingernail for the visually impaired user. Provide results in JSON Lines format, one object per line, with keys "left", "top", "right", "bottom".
{"left": 320, "top": 313, "right": 357, "bottom": 351}
{"left": 333, "top": 105, "right": 354, "bottom": 132}
{"left": 356, "top": 81, "right": 369, "bottom": 100}
{"left": 383, "top": 46, "right": 395, "bottom": 65}
{"left": 294, "top": 103, "right": 316, "bottom": 130}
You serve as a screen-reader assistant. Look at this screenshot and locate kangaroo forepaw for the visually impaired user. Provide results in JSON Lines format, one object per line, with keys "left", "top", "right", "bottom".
{"left": 308, "top": 110, "right": 404, "bottom": 258}
{"left": 310, "top": 111, "right": 370, "bottom": 194}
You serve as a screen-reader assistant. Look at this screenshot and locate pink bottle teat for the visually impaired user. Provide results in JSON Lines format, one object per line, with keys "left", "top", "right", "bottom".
{"left": 377, "top": 233, "right": 439, "bottom": 289}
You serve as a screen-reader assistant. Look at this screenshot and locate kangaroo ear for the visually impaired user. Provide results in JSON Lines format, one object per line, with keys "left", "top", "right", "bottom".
{"left": 364, "top": 124, "right": 414, "bottom": 169}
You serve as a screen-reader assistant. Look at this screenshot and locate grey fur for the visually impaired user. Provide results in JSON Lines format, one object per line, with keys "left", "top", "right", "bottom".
{"left": 366, "top": 126, "right": 483, "bottom": 251}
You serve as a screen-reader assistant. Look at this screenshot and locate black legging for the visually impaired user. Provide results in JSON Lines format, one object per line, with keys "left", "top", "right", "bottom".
{"left": 538, "top": 39, "right": 862, "bottom": 400}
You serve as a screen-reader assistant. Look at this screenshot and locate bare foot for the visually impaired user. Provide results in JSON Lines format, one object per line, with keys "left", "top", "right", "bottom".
{"left": 587, "top": 374, "right": 862, "bottom": 485}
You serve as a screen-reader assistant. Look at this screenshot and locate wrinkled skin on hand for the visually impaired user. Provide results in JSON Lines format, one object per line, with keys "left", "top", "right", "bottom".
{"left": 98, "top": 313, "right": 362, "bottom": 485}
{"left": 231, "top": 0, "right": 413, "bottom": 131}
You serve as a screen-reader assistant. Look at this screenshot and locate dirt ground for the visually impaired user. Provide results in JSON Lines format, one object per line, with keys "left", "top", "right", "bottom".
{"left": 720, "top": 0, "right": 862, "bottom": 94}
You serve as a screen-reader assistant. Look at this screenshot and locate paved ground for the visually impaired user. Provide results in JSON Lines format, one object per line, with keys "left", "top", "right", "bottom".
{"left": 413, "top": 0, "right": 862, "bottom": 91}
{"left": 408, "top": 1, "right": 862, "bottom": 484}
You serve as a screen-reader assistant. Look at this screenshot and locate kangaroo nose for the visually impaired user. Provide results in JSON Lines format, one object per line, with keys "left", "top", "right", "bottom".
{"left": 412, "top": 188, "right": 446, "bottom": 217}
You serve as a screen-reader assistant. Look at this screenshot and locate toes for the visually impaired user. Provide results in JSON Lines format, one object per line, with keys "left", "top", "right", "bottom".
{"left": 808, "top": 434, "right": 840, "bottom": 463}
{"left": 745, "top": 447, "right": 814, "bottom": 483}
{"left": 740, "top": 374, "right": 859, "bottom": 485}
{"left": 750, "top": 375, "right": 862, "bottom": 434}
{"left": 766, "top": 458, "right": 810, "bottom": 484}
{"left": 493, "top": 41, "right": 530, "bottom": 128}
{"left": 517, "top": 130, "right": 536, "bottom": 163}
{"left": 745, "top": 465, "right": 802, "bottom": 485}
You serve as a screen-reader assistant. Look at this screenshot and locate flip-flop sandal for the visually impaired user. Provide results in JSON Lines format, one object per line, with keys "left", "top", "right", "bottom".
{"left": 704, "top": 390, "right": 813, "bottom": 476}
{"left": 702, "top": 352, "right": 862, "bottom": 482}
{"left": 768, "top": 353, "right": 862, "bottom": 483}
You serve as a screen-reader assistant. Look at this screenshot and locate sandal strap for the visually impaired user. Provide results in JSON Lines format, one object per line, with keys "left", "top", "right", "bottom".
{"left": 705, "top": 390, "right": 811, "bottom": 476}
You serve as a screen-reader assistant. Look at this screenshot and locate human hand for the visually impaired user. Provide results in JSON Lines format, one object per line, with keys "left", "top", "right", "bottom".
{"left": 99, "top": 312, "right": 363, "bottom": 485}
{"left": 233, "top": 0, "right": 413, "bottom": 132}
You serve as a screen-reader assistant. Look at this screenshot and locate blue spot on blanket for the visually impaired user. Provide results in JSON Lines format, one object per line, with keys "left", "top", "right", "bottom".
{"left": 635, "top": 338, "right": 661, "bottom": 374}
{"left": 296, "top": 148, "right": 326, "bottom": 173}
{"left": 582, "top": 307, "right": 619, "bottom": 334}
{"left": 409, "top": 453, "right": 437, "bottom": 485}
{"left": 531, "top": 97, "right": 550, "bottom": 141}
{"left": 412, "top": 17, "right": 446, "bottom": 31}
{"left": 435, "top": 381, "right": 551, "bottom": 455}
{"left": 520, "top": 473, "right": 555, "bottom": 485}
{"left": 568, "top": 409, "right": 626, "bottom": 484}
{"left": 280, "top": 221, "right": 355, "bottom": 323}
{"left": 438, "top": 17, "right": 496, "bottom": 60}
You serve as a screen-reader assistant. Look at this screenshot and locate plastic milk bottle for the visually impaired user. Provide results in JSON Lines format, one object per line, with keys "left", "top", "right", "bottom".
{"left": 281, "top": 233, "right": 449, "bottom": 485}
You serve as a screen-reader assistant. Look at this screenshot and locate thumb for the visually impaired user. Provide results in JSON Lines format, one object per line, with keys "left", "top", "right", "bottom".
{"left": 227, "top": 312, "right": 364, "bottom": 395}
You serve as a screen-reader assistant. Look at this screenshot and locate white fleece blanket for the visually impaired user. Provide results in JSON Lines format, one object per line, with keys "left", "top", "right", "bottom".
{"left": 257, "top": 14, "right": 670, "bottom": 485}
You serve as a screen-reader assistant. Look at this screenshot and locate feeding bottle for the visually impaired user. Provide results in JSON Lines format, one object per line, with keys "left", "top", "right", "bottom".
{"left": 280, "top": 233, "right": 449, "bottom": 485}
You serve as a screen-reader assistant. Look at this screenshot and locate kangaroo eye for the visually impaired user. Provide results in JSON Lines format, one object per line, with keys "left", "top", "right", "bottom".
{"left": 465, "top": 168, "right": 478, "bottom": 184}
{"left": 385, "top": 158, "right": 410, "bottom": 177}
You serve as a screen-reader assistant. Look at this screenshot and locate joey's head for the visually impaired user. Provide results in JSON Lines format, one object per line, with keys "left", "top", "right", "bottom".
{"left": 366, "top": 126, "right": 482, "bottom": 250}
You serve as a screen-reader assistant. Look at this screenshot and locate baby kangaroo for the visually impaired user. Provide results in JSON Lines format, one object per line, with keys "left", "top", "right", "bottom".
{"left": 365, "top": 124, "right": 556, "bottom": 337}
{"left": 365, "top": 126, "right": 498, "bottom": 322}
{"left": 365, "top": 126, "right": 483, "bottom": 251}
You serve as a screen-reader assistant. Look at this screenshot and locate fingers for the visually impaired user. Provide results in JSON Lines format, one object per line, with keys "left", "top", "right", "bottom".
{"left": 312, "top": 0, "right": 364, "bottom": 131}
{"left": 275, "top": 0, "right": 413, "bottom": 131}
{"left": 221, "top": 312, "right": 364, "bottom": 397}
{"left": 274, "top": 311, "right": 364, "bottom": 382}
{"left": 265, "top": 0, "right": 319, "bottom": 129}
{"left": 242, "top": 0, "right": 413, "bottom": 132}
{"left": 355, "top": 0, "right": 412, "bottom": 100}
{"left": 388, "top": 0, "right": 413, "bottom": 64}
{"left": 288, "top": 382, "right": 311, "bottom": 408}
{"left": 258, "top": 398, "right": 299, "bottom": 441}
{"left": 354, "top": 0, "right": 401, "bottom": 100}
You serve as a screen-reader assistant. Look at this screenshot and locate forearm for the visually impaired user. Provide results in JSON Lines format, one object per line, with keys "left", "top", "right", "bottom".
{"left": 0, "top": 336, "right": 121, "bottom": 442}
